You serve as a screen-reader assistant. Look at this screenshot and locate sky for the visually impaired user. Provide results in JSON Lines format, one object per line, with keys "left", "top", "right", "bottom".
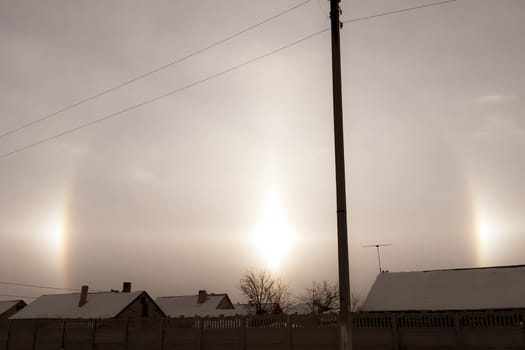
{"left": 0, "top": 0, "right": 524, "bottom": 304}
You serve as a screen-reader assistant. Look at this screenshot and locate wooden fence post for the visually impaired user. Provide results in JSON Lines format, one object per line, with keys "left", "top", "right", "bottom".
{"left": 123, "top": 319, "right": 130, "bottom": 349}
{"left": 240, "top": 316, "right": 246, "bottom": 350}
{"left": 91, "top": 320, "right": 97, "bottom": 350}
{"left": 521, "top": 310, "right": 525, "bottom": 349}
{"left": 286, "top": 315, "right": 292, "bottom": 350}
{"left": 61, "top": 320, "right": 66, "bottom": 350}
{"left": 391, "top": 313, "right": 400, "bottom": 350}
{"left": 5, "top": 321, "right": 11, "bottom": 350}
{"left": 454, "top": 313, "right": 464, "bottom": 350}
{"left": 31, "top": 320, "right": 38, "bottom": 350}
{"left": 196, "top": 318, "right": 203, "bottom": 350}
{"left": 159, "top": 318, "right": 165, "bottom": 350}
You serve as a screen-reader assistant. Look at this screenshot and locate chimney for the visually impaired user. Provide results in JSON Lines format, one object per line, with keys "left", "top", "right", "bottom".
{"left": 122, "top": 282, "right": 132, "bottom": 293}
{"left": 78, "top": 285, "right": 88, "bottom": 307}
{"left": 197, "top": 290, "right": 207, "bottom": 304}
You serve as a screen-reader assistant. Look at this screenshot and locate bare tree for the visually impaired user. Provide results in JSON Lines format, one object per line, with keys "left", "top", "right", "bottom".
{"left": 350, "top": 291, "right": 362, "bottom": 312}
{"left": 301, "top": 280, "right": 339, "bottom": 314}
{"left": 239, "top": 270, "right": 291, "bottom": 315}
{"left": 301, "top": 281, "right": 362, "bottom": 314}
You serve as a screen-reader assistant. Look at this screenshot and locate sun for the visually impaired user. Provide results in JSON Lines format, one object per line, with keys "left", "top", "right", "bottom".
{"left": 44, "top": 210, "right": 65, "bottom": 266}
{"left": 477, "top": 214, "right": 498, "bottom": 266}
{"left": 252, "top": 194, "right": 296, "bottom": 270}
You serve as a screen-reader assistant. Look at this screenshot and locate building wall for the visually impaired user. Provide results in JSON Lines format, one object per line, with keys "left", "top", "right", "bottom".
{"left": 117, "top": 293, "right": 165, "bottom": 319}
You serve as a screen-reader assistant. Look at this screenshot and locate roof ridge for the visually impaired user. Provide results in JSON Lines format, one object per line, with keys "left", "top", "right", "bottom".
{"left": 158, "top": 293, "right": 226, "bottom": 299}
{"left": 422, "top": 264, "right": 525, "bottom": 272}
{"left": 380, "top": 264, "right": 525, "bottom": 275}
{"left": 37, "top": 290, "right": 144, "bottom": 297}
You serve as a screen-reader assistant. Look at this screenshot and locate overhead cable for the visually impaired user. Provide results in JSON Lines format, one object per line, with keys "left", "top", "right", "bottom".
{"left": 342, "top": 0, "right": 457, "bottom": 24}
{"left": 0, "top": 29, "right": 329, "bottom": 159}
{"left": 0, "top": 0, "right": 461, "bottom": 159}
{"left": 0, "top": 0, "right": 314, "bottom": 140}
{"left": 0, "top": 281, "right": 79, "bottom": 292}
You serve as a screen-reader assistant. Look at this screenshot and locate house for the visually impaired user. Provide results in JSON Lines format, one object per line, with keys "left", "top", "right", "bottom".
{"left": 0, "top": 300, "right": 26, "bottom": 319}
{"left": 156, "top": 290, "right": 236, "bottom": 317}
{"left": 361, "top": 265, "right": 525, "bottom": 312}
{"left": 286, "top": 303, "right": 313, "bottom": 315}
{"left": 10, "top": 282, "right": 166, "bottom": 319}
{"left": 235, "top": 302, "right": 283, "bottom": 315}
{"left": 286, "top": 303, "right": 339, "bottom": 315}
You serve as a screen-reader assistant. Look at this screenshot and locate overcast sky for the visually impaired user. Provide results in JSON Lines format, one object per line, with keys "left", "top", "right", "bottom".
{"left": 1, "top": 0, "right": 524, "bottom": 303}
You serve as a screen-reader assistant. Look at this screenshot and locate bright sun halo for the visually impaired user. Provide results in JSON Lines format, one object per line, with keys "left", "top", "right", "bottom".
{"left": 252, "top": 194, "right": 296, "bottom": 271}
{"left": 45, "top": 211, "right": 65, "bottom": 265}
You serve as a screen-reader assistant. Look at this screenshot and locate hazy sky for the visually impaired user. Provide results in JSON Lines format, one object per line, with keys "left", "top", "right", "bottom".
{"left": 1, "top": 0, "right": 524, "bottom": 303}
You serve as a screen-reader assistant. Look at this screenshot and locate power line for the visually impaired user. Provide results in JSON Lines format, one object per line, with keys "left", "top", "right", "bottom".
{"left": 0, "top": 1, "right": 460, "bottom": 159}
{"left": 0, "top": 29, "right": 329, "bottom": 159}
{"left": 0, "top": 0, "right": 314, "bottom": 140}
{"left": 0, "top": 281, "right": 79, "bottom": 292}
{"left": 342, "top": 0, "right": 457, "bottom": 24}
{"left": 0, "top": 294, "right": 37, "bottom": 300}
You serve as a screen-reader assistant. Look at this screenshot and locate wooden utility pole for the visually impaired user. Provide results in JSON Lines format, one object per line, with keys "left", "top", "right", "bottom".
{"left": 329, "top": 1, "right": 352, "bottom": 349}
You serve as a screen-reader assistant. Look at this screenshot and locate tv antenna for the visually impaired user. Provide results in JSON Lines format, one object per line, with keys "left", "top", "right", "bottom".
{"left": 363, "top": 244, "right": 392, "bottom": 273}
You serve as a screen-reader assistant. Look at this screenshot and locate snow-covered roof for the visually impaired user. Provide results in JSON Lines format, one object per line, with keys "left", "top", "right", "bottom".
{"left": 287, "top": 303, "right": 313, "bottom": 315}
{"left": 10, "top": 291, "right": 145, "bottom": 319}
{"left": 0, "top": 300, "right": 24, "bottom": 316}
{"left": 232, "top": 303, "right": 251, "bottom": 315}
{"left": 362, "top": 265, "right": 525, "bottom": 311}
{"left": 234, "top": 303, "right": 281, "bottom": 315}
{"left": 156, "top": 294, "right": 235, "bottom": 317}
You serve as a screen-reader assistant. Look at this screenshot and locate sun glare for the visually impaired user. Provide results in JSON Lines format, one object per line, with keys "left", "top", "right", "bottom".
{"left": 477, "top": 214, "right": 498, "bottom": 266}
{"left": 252, "top": 194, "right": 296, "bottom": 270}
{"left": 45, "top": 211, "right": 65, "bottom": 265}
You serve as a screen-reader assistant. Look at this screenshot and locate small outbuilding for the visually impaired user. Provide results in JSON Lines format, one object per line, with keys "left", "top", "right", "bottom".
{"left": 361, "top": 264, "right": 525, "bottom": 312}
{"left": 156, "top": 290, "right": 236, "bottom": 317}
{"left": 10, "top": 283, "right": 165, "bottom": 319}
{"left": 0, "top": 300, "right": 27, "bottom": 319}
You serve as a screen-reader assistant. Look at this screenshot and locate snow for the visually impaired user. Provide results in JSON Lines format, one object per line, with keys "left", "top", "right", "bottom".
{"left": 10, "top": 291, "right": 144, "bottom": 319}
{"left": 232, "top": 304, "right": 251, "bottom": 315}
{"left": 156, "top": 294, "right": 237, "bottom": 317}
{"left": 234, "top": 303, "right": 281, "bottom": 315}
{"left": 287, "top": 303, "right": 313, "bottom": 315}
{"left": 361, "top": 265, "right": 525, "bottom": 311}
{"left": 0, "top": 301, "right": 21, "bottom": 316}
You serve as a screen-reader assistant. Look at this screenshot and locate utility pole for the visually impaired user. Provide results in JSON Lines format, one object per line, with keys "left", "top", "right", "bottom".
{"left": 363, "top": 244, "right": 392, "bottom": 273}
{"left": 329, "top": 1, "right": 352, "bottom": 349}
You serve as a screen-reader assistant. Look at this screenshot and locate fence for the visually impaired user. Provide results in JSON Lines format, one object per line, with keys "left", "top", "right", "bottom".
{"left": 0, "top": 310, "right": 524, "bottom": 350}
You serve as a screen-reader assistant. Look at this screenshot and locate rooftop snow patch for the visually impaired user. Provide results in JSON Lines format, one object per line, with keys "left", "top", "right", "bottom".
{"left": 361, "top": 265, "right": 525, "bottom": 311}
